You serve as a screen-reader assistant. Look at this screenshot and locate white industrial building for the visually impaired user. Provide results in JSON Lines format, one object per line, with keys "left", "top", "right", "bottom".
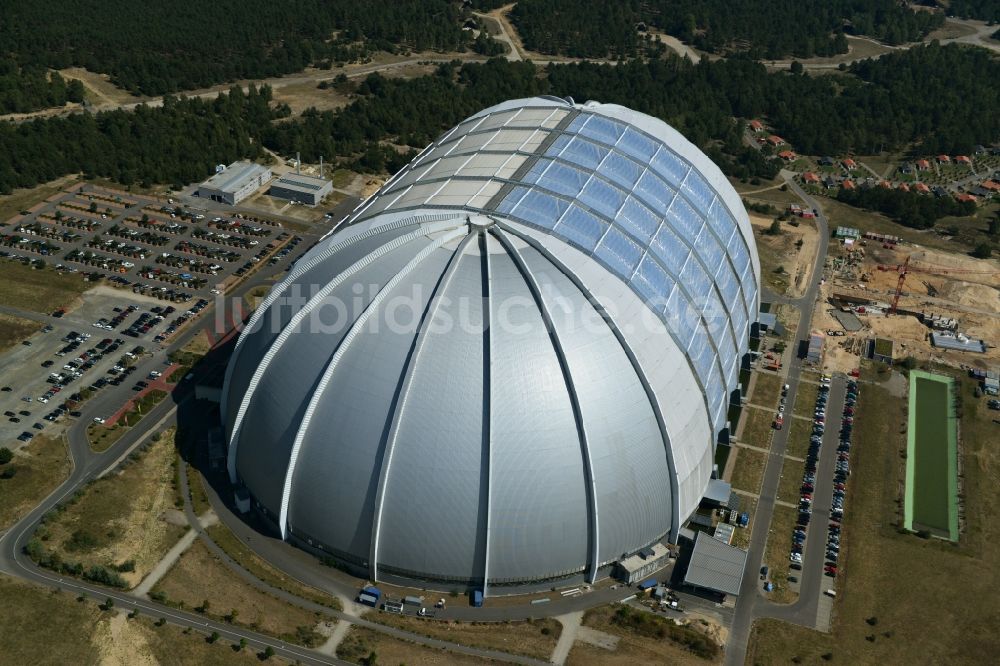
{"left": 198, "top": 161, "right": 272, "bottom": 205}
{"left": 269, "top": 172, "right": 333, "bottom": 206}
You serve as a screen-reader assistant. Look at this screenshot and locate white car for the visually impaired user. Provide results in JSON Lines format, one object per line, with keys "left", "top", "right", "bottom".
{"left": 93, "top": 417, "right": 105, "bottom": 424}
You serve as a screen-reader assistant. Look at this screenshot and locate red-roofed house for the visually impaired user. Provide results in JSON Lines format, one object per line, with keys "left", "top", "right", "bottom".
{"left": 802, "top": 172, "right": 820, "bottom": 184}
{"left": 778, "top": 150, "right": 797, "bottom": 161}
{"left": 914, "top": 182, "right": 930, "bottom": 194}
{"left": 937, "top": 154, "right": 951, "bottom": 163}
{"left": 898, "top": 183, "right": 910, "bottom": 193}
{"left": 982, "top": 180, "right": 1000, "bottom": 192}
{"left": 749, "top": 120, "right": 764, "bottom": 132}
{"left": 842, "top": 179, "right": 856, "bottom": 190}
{"left": 767, "top": 135, "right": 785, "bottom": 146}
{"left": 842, "top": 158, "right": 857, "bottom": 170}
{"left": 880, "top": 180, "right": 893, "bottom": 189}
{"left": 915, "top": 159, "right": 931, "bottom": 171}
{"left": 956, "top": 193, "right": 977, "bottom": 203}
{"left": 955, "top": 155, "right": 971, "bottom": 165}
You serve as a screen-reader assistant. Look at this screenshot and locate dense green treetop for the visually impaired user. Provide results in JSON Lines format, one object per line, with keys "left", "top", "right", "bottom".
{"left": 498, "top": 0, "right": 942, "bottom": 59}
{"left": 0, "top": 0, "right": 472, "bottom": 97}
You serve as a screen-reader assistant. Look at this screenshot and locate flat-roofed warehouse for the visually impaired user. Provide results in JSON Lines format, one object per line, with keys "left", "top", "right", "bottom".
{"left": 269, "top": 172, "right": 333, "bottom": 206}
{"left": 198, "top": 161, "right": 272, "bottom": 205}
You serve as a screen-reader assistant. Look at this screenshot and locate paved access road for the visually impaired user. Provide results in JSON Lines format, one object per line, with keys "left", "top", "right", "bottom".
{"left": 724, "top": 172, "right": 837, "bottom": 665}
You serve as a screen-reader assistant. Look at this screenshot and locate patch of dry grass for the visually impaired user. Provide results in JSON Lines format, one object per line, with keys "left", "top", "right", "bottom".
{"left": 338, "top": 625, "right": 492, "bottom": 665}
{"left": 0, "top": 434, "right": 70, "bottom": 529}
{"left": 367, "top": 612, "right": 561, "bottom": 661}
{"left": 0, "top": 312, "right": 43, "bottom": 352}
{"left": 749, "top": 372, "right": 783, "bottom": 410}
{"left": 729, "top": 446, "right": 768, "bottom": 494}
{"left": 204, "top": 523, "right": 341, "bottom": 610}
{"left": 151, "top": 539, "right": 324, "bottom": 645}
{"left": 0, "top": 260, "right": 91, "bottom": 314}
{"left": 35, "top": 430, "right": 185, "bottom": 587}
{"left": 738, "top": 407, "right": 776, "bottom": 451}
{"left": 573, "top": 605, "right": 722, "bottom": 665}
{"left": 0, "top": 174, "right": 77, "bottom": 222}
{"left": 0, "top": 579, "right": 102, "bottom": 664}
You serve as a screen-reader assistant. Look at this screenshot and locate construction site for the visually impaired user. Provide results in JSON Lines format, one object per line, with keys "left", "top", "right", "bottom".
{"left": 812, "top": 230, "right": 1000, "bottom": 373}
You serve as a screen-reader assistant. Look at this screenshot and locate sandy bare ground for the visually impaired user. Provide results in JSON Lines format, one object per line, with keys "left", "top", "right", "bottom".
{"left": 749, "top": 212, "right": 819, "bottom": 298}
{"left": 93, "top": 612, "right": 157, "bottom": 666}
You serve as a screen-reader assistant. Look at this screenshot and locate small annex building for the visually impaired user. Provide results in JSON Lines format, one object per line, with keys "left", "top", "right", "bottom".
{"left": 269, "top": 172, "right": 334, "bottom": 206}
{"left": 198, "top": 161, "right": 272, "bottom": 205}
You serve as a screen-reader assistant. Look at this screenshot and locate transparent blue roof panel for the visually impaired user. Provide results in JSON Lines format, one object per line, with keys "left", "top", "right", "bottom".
{"left": 633, "top": 255, "right": 675, "bottom": 311}
{"left": 598, "top": 151, "right": 643, "bottom": 190}
{"left": 559, "top": 137, "right": 607, "bottom": 171}
{"left": 682, "top": 171, "right": 715, "bottom": 212}
{"left": 651, "top": 148, "right": 690, "bottom": 189}
{"left": 635, "top": 170, "right": 675, "bottom": 213}
{"left": 554, "top": 205, "right": 605, "bottom": 248}
{"left": 618, "top": 127, "right": 658, "bottom": 163}
{"left": 537, "top": 161, "right": 590, "bottom": 199}
{"left": 513, "top": 190, "right": 569, "bottom": 230}
{"left": 650, "top": 223, "right": 690, "bottom": 269}
{"left": 617, "top": 198, "right": 660, "bottom": 244}
{"left": 666, "top": 196, "right": 703, "bottom": 240}
{"left": 595, "top": 227, "right": 642, "bottom": 276}
{"left": 578, "top": 178, "right": 626, "bottom": 219}
{"left": 579, "top": 114, "right": 626, "bottom": 146}
{"left": 495, "top": 186, "right": 528, "bottom": 215}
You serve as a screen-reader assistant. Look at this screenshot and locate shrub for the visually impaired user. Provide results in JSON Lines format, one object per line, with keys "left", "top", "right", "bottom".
{"left": 1, "top": 466, "right": 17, "bottom": 479}
{"left": 0, "top": 447, "right": 12, "bottom": 464}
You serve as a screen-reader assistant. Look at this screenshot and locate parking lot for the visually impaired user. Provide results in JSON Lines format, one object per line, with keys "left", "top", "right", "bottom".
{"left": 0, "top": 182, "right": 347, "bottom": 449}
{"left": 2, "top": 182, "right": 302, "bottom": 304}
{"left": 0, "top": 290, "right": 191, "bottom": 445}
{"left": 784, "top": 373, "right": 857, "bottom": 589}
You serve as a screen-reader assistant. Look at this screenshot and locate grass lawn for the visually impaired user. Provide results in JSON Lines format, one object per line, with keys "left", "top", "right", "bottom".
{"left": 0, "top": 175, "right": 76, "bottom": 222}
{"left": 738, "top": 407, "right": 776, "bottom": 451}
{"left": 0, "top": 435, "right": 70, "bottom": 529}
{"left": 204, "top": 523, "right": 341, "bottom": 610}
{"left": 755, "top": 231, "right": 793, "bottom": 295}
{"left": 746, "top": 369, "right": 1000, "bottom": 664}
{"left": 571, "top": 605, "right": 722, "bottom": 665}
{"left": 0, "top": 312, "right": 43, "bottom": 352}
{"left": 749, "top": 372, "right": 783, "bottom": 410}
{"left": 776, "top": 457, "right": 804, "bottom": 505}
{"left": 0, "top": 578, "right": 102, "bottom": 664}
{"left": 31, "top": 430, "right": 184, "bottom": 588}
{"left": 86, "top": 421, "right": 130, "bottom": 453}
{"left": 187, "top": 464, "right": 211, "bottom": 516}
{"left": 151, "top": 539, "right": 324, "bottom": 646}
{"left": 339, "top": 625, "right": 492, "bottom": 665}
{"left": 761, "top": 504, "right": 799, "bottom": 604}
{"left": 729, "top": 447, "right": 767, "bottom": 494}
{"left": 793, "top": 381, "right": 820, "bottom": 418}
{"left": 368, "top": 612, "right": 561, "bottom": 662}
{"left": 907, "top": 372, "right": 957, "bottom": 539}
{"left": 0, "top": 260, "right": 92, "bottom": 314}
{"left": 140, "top": 616, "right": 277, "bottom": 665}
{"left": 784, "top": 417, "right": 814, "bottom": 460}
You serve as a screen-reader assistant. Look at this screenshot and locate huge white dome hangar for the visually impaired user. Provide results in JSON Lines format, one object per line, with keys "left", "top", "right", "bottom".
{"left": 221, "top": 96, "right": 761, "bottom": 594}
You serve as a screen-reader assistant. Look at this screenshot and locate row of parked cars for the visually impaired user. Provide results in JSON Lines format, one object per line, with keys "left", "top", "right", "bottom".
{"left": 790, "top": 376, "right": 834, "bottom": 568}
{"left": 825, "top": 378, "right": 859, "bottom": 579}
